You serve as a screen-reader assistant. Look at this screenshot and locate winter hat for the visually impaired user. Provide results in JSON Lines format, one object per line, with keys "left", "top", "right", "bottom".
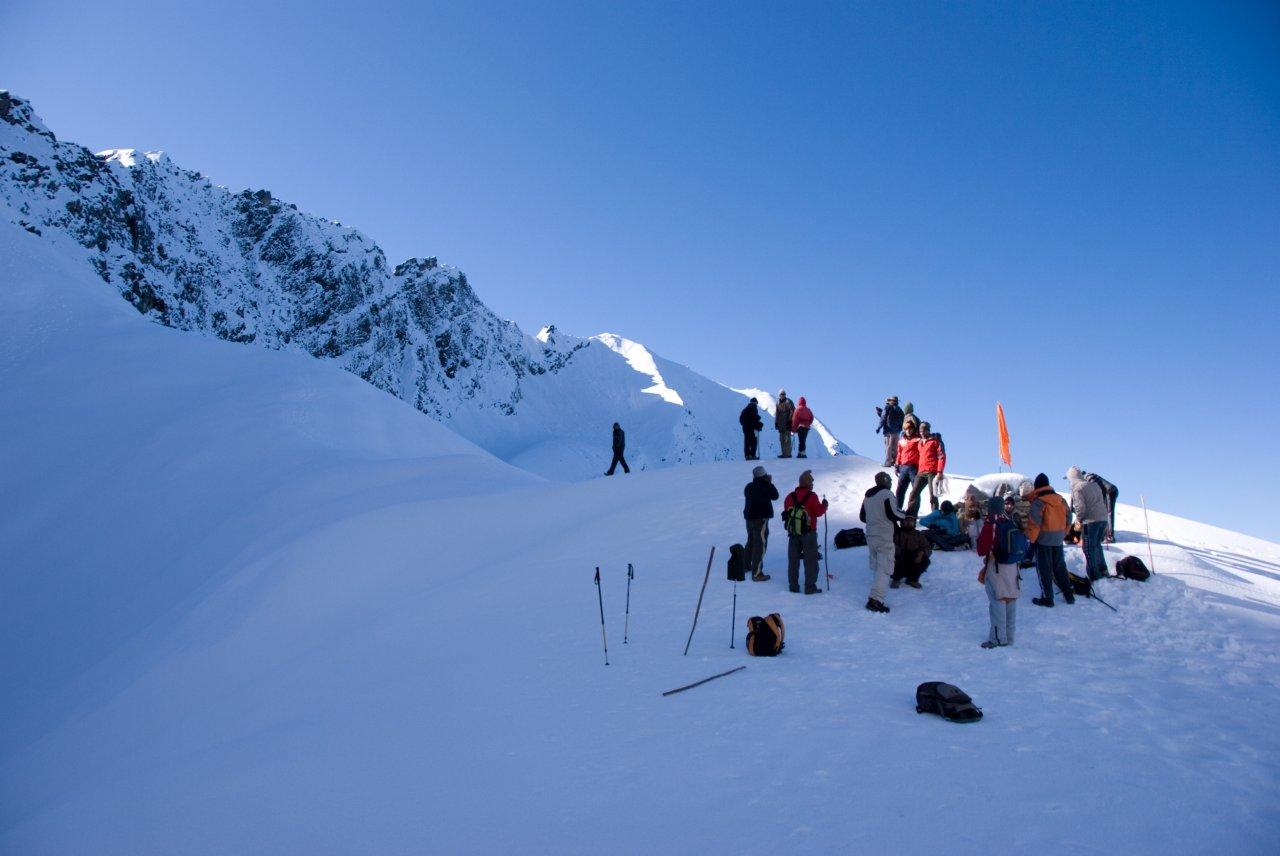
{"left": 798, "top": 396, "right": 807, "bottom": 406}
{"left": 778, "top": 389, "right": 786, "bottom": 398}
{"left": 1065, "top": 466, "right": 1082, "bottom": 481}
{"left": 874, "top": 471, "right": 892, "bottom": 489}
{"left": 987, "top": 496, "right": 1004, "bottom": 517}
{"left": 799, "top": 470, "right": 815, "bottom": 488}
{"left": 1019, "top": 480, "right": 1034, "bottom": 498}
{"left": 887, "top": 395, "right": 898, "bottom": 404}
{"left": 752, "top": 465, "right": 767, "bottom": 479}
{"left": 940, "top": 500, "right": 955, "bottom": 514}
{"left": 1034, "top": 473, "right": 1050, "bottom": 489}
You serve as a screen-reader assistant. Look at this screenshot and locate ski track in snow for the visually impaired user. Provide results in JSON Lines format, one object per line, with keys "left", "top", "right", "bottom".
{"left": 1, "top": 222, "right": 1279, "bottom": 853}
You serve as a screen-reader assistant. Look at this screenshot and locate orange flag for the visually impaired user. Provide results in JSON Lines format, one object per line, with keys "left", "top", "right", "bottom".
{"left": 996, "top": 402, "right": 1012, "bottom": 468}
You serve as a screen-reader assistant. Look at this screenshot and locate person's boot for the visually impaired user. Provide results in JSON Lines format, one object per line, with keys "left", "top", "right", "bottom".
{"left": 980, "top": 641, "right": 1000, "bottom": 649}
{"left": 890, "top": 579, "right": 902, "bottom": 589}
{"left": 752, "top": 571, "right": 771, "bottom": 582}
{"left": 1032, "top": 597, "right": 1054, "bottom": 608}
{"left": 865, "top": 598, "right": 890, "bottom": 613}
{"left": 804, "top": 586, "right": 822, "bottom": 594}
{"left": 906, "top": 579, "right": 922, "bottom": 589}
{"left": 789, "top": 584, "right": 800, "bottom": 593}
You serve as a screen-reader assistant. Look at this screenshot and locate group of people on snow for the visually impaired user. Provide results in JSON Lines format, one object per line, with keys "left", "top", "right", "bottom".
{"left": 739, "top": 392, "right": 815, "bottom": 461}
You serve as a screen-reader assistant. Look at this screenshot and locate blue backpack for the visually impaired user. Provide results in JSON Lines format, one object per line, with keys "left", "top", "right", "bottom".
{"left": 993, "top": 518, "right": 1030, "bottom": 565}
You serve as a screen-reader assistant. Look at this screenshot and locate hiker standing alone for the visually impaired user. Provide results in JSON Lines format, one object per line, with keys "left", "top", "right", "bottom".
{"left": 1067, "top": 466, "right": 1110, "bottom": 580}
{"left": 876, "top": 395, "right": 905, "bottom": 467}
{"left": 605, "top": 422, "right": 630, "bottom": 475}
{"left": 1026, "top": 473, "right": 1075, "bottom": 606}
{"left": 860, "top": 471, "right": 908, "bottom": 612}
{"left": 739, "top": 398, "right": 764, "bottom": 460}
{"left": 791, "top": 396, "right": 815, "bottom": 459}
{"left": 783, "top": 470, "right": 828, "bottom": 594}
{"left": 743, "top": 466, "right": 778, "bottom": 582}
{"left": 775, "top": 391, "right": 796, "bottom": 459}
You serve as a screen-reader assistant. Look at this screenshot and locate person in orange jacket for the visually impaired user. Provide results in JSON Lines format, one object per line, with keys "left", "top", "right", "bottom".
{"left": 791, "top": 396, "right": 815, "bottom": 459}
{"left": 1025, "top": 472, "right": 1075, "bottom": 606}
{"left": 905, "top": 422, "right": 946, "bottom": 516}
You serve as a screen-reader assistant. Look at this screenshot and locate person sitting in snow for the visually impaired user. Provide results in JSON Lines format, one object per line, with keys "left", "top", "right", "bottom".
{"left": 739, "top": 398, "right": 764, "bottom": 460}
{"left": 742, "top": 466, "right": 778, "bottom": 582}
{"left": 860, "top": 471, "right": 908, "bottom": 612}
{"left": 920, "top": 501, "right": 969, "bottom": 550}
{"left": 891, "top": 516, "right": 932, "bottom": 589}
{"left": 791, "top": 396, "right": 815, "bottom": 458}
{"left": 957, "top": 484, "right": 989, "bottom": 541}
{"left": 976, "top": 496, "right": 1022, "bottom": 648}
{"left": 605, "top": 422, "right": 630, "bottom": 475}
{"left": 783, "top": 469, "right": 828, "bottom": 594}
{"left": 775, "top": 391, "right": 796, "bottom": 458}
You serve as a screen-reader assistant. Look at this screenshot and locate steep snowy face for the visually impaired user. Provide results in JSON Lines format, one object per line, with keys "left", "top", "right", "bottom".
{"left": 0, "top": 92, "right": 849, "bottom": 477}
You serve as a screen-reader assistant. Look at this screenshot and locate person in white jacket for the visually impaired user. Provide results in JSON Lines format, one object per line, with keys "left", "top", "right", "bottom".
{"left": 859, "top": 471, "right": 908, "bottom": 613}
{"left": 976, "top": 497, "right": 1022, "bottom": 648}
{"left": 1067, "top": 466, "right": 1110, "bottom": 581}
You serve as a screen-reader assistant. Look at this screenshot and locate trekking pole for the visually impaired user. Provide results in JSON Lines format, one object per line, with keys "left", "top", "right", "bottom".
{"left": 1140, "top": 494, "right": 1157, "bottom": 574}
{"left": 683, "top": 546, "right": 715, "bottom": 656}
{"left": 1091, "top": 589, "right": 1118, "bottom": 612}
{"left": 623, "top": 563, "right": 634, "bottom": 644}
{"left": 822, "top": 495, "right": 831, "bottom": 592}
{"left": 729, "top": 580, "right": 737, "bottom": 649}
{"left": 594, "top": 567, "right": 609, "bottom": 666}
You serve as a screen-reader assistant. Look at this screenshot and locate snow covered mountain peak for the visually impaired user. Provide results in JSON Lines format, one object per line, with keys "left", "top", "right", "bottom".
{"left": 0, "top": 91, "right": 851, "bottom": 478}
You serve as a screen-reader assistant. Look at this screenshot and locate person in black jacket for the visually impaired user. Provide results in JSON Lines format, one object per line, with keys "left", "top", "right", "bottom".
{"left": 605, "top": 423, "right": 630, "bottom": 475}
{"left": 875, "top": 396, "right": 905, "bottom": 467}
{"left": 743, "top": 465, "right": 779, "bottom": 581}
{"left": 739, "top": 398, "right": 764, "bottom": 460}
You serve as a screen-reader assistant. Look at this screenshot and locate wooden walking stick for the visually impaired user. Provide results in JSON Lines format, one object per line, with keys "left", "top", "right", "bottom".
{"left": 683, "top": 546, "right": 715, "bottom": 656}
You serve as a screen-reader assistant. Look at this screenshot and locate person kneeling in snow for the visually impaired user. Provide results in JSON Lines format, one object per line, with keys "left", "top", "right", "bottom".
{"left": 860, "top": 471, "right": 908, "bottom": 612}
{"left": 891, "top": 516, "right": 932, "bottom": 589}
{"left": 976, "top": 497, "right": 1022, "bottom": 648}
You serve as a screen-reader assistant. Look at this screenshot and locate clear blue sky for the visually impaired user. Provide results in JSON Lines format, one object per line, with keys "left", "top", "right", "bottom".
{"left": 5, "top": 1, "right": 1279, "bottom": 541}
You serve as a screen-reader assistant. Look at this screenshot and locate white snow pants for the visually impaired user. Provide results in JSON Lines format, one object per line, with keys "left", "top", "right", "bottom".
{"left": 868, "top": 539, "right": 895, "bottom": 602}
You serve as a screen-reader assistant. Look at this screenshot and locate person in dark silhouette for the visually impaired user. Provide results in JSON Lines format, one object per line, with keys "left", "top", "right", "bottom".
{"left": 605, "top": 422, "right": 630, "bottom": 475}
{"left": 739, "top": 398, "right": 764, "bottom": 460}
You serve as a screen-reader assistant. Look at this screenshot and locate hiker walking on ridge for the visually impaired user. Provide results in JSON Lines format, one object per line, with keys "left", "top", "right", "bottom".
{"left": 775, "top": 390, "right": 796, "bottom": 459}
{"left": 739, "top": 398, "right": 764, "bottom": 461}
{"left": 605, "top": 422, "right": 630, "bottom": 475}
{"left": 876, "top": 395, "right": 905, "bottom": 467}
{"left": 1026, "top": 473, "right": 1075, "bottom": 607}
{"left": 743, "top": 465, "right": 778, "bottom": 582}
{"left": 1067, "top": 466, "right": 1110, "bottom": 581}
{"left": 783, "top": 469, "right": 828, "bottom": 594}
{"left": 860, "top": 471, "right": 908, "bottom": 613}
{"left": 791, "top": 396, "right": 815, "bottom": 459}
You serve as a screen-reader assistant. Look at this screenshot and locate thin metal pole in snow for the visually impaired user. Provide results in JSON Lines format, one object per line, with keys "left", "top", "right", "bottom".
{"left": 594, "top": 567, "right": 609, "bottom": 666}
{"left": 729, "top": 580, "right": 737, "bottom": 649}
{"left": 1141, "top": 495, "right": 1157, "bottom": 574}
{"left": 623, "top": 563, "right": 634, "bottom": 644}
{"left": 822, "top": 495, "right": 830, "bottom": 591}
{"left": 683, "top": 546, "right": 715, "bottom": 656}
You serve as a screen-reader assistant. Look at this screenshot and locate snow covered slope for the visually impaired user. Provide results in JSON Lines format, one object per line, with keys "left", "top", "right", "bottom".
{"left": 0, "top": 91, "right": 849, "bottom": 481}
{"left": 3, "top": 218, "right": 1279, "bottom": 854}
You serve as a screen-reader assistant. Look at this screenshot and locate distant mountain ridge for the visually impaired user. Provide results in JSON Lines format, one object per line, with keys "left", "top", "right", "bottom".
{"left": 0, "top": 91, "right": 850, "bottom": 478}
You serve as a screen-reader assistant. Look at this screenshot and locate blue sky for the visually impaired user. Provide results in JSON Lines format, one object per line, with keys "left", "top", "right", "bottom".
{"left": 5, "top": 1, "right": 1279, "bottom": 540}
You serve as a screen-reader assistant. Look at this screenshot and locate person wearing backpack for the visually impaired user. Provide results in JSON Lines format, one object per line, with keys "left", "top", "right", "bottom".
{"left": 875, "top": 395, "right": 905, "bottom": 467}
{"left": 605, "top": 422, "right": 630, "bottom": 475}
{"left": 783, "top": 470, "right": 828, "bottom": 594}
{"left": 775, "top": 391, "right": 796, "bottom": 458}
{"left": 743, "top": 466, "right": 778, "bottom": 582}
{"left": 1026, "top": 473, "right": 1075, "bottom": 606}
{"left": 890, "top": 516, "right": 932, "bottom": 589}
{"left": 860, "top": 471, "right": 908, "bottom": 612}
{"left": 739, "top": 398, "right": 764, "bottom": 460}
{"left": 791, "top": 396, "right": 815, "bottom": 458}
{"left": 1083, "top": 470, "right": 1119, "bottom": 542}
{"left": 976, "top": 496, "right": 1024, "bottom": 648}
{"left": 1067, "top": 466, "right": 1110, "bottom": 581}
{"left": 906, "top": 422, "right": 946, "bottom": 516}
{"left": 895, "top": 421, "right": 921, "bottom": 508}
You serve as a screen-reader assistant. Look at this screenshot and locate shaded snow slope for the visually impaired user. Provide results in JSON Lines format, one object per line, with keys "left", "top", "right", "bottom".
{"left": 2, "top": 225, "right": 1277, "bottom": 852}
{"left": 0, "top": 91, "right": 849, "bottom": 482}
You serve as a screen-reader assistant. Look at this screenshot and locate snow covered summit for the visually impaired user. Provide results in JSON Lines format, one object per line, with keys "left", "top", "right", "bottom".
{"left": 0, "top": 91, "right": 849, "bottom": 480}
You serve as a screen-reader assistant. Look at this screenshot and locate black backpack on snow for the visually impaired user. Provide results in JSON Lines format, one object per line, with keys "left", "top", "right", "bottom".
{"left": 727, "top": 543, "right": 746, "bottom": 582}
{"left": 915, "top": 682, "right": 982, "bottom": 723}
{"left": 834, "top": 527, "right": 867, "bottom": 549}
{"left": 1116, "top": 555, "right": 1150, "bottom": 581}
{"left": 1069, "top": 571, "right": 1094, "bottom": 597}
{"left": 746, "top": 613, "right": 785, "bottom": 656}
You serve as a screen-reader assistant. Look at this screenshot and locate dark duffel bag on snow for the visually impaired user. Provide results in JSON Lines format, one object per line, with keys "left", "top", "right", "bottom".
{"left": 746, "top": 613, "right": 785, "bottom": 656}
{"left": 727, "top": 543, "right": 746, "bottom": 582}
{"left": 834, "top": 528, "right": 867, "bottom": 549}
{"left": 1116, "top": 556, "right": 1150, "bottom": 581}
{"left": 915, "top": 682, "right": 982, "bottom": 723}
{"left": 1069, "top": 571, "right": 1094, "bottom": 598}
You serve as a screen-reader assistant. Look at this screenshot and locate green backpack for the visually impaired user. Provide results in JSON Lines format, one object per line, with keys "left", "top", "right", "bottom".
{"left": 783, "top": 490, "right": 811, "bottom": 536}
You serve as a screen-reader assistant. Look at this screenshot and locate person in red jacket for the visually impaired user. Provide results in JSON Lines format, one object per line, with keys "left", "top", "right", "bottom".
{"left": 791, "top": 396, "right": 815, "bottom": 459}
{"left": 906, "top": 422, "right": 946, "bottom": 516}
{"left": 783, "top": 469, "right": 828, "bottom": 593}
{"left": 894, "top": 421, "right": 921, "bottom": 508}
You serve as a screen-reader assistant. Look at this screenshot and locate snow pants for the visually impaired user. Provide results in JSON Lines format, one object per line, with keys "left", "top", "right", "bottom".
{"left": 787, "top": 531, "right": 820, "bottom": 591}
{"left": 606, "top": 451, "right": 629, "bottom": 474}
{"left": 1035, "top": 544, "right": 1073, "bottom": 603}
{"left": 883, "top": 431, "right": 900, "bottom": 467}
{"left": 985, "top": 573, "right": 1017, "bottom": 645}
{"left": 895, "top": 464, "right": 917, "bottom": 508}
{"left": 778, "top": 430, "right": 792, "bottom": 457}
{"left": 906, "top": 471, "right": 939, "bottom": 517}
{"left": 868, "top": 539, "right": 894, "bottom": 601}
{"left": 742, "top": 428, "right": 758, "bottom": 460}
{"left": 796, "top": 426, "right": 810, "bottom": 456}
{"left": 1083, "top": 521, "right": 1108, "bottom": 580}
{"left": 745, "top": 518, "right": 769, "bottom": 574}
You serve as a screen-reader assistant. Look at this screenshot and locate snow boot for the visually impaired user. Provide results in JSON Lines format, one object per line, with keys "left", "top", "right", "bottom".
{"left": 890, "top": 579, "right": 902, "bottom": 589}
{"left": 789, "top": 585, "right": 801, "bottom": 593}
{"left": 980, "top": 641, "right": 1000, "bottom": 649}
{"left": 1032, "top": 597, "right": 1054, "bottom": 608}
{"left": 752, "top": 571, "right": 771, "bottom": 582}
{"left": 907, "top": 580, "right": 922, "bottom": 589}
{"left": 804, "top": 586, "right": 822, "bottom": 595}
{"left": 865, "top": 598, "right": 890, "bottom": 613}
